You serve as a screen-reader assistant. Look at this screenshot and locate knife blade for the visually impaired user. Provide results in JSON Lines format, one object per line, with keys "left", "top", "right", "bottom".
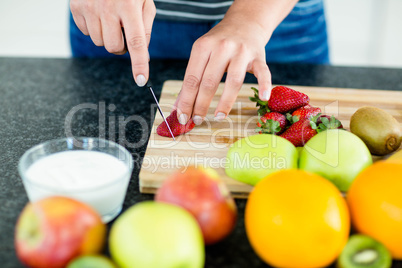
{"left": 147, "top": 85, "right": 176, "bottom": 141}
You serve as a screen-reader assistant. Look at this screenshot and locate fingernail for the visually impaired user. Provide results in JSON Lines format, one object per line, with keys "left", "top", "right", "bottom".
{"left": 214, "top": 112, "right": 226, "bottom": 121}
{"left": 263, "top": 90, "right": 270, "bottom": 101}
{"left": 178, "top": 113, "right": 188, "bottom": 125}
{"left": 136, "top": 74, "right": 147, "bottom": 87}
{"left": 193, "top": 115, "right": 203, "bottom": 125}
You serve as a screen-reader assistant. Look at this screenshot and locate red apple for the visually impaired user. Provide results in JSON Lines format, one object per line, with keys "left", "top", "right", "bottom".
{"left": 15, "top": 196, "right": 106, "bottom": 268}
{"left": 155, "top": 166, "right": 237, "bottom": 245}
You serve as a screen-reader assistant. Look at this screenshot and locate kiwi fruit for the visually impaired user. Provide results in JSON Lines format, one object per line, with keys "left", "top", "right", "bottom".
{"left": 337, "top": 234, "right": 392, "bottom": 268}
{"left": 350, "top": 106, "right": 401, "bottom": 155}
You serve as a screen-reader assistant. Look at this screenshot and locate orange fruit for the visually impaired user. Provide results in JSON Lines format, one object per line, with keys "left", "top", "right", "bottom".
{"left": 245, "top": 169, "right": 350, "bottom": 268}
{"left": 347, "top": 161, "right": 402, "bottom": 259}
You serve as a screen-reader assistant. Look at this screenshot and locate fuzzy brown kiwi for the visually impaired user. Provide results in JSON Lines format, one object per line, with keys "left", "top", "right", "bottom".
{"left": 350, "top": 106, "right": 401, "bottom": 156}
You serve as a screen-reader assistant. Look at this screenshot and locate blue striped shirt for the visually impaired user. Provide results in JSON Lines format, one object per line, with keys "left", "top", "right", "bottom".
{"left": 154, "top": 0, "right": 321, "bottom": 22}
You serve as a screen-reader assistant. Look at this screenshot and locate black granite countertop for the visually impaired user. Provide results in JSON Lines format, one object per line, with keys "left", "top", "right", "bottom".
{"left": 1, "top": 57, "right": 401, "bottom": 268}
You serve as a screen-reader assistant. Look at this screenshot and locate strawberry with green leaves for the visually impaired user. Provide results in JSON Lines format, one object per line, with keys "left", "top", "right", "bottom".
{"left": 280, "top": 114, "right": 343, "bottom": 147}
{"left": 249, "top": 87, "right": 269, "bottom": 115}
{"left": 157, "top": 110, "right": 195, "bottom": 137}
{"left": 316, "top": 114, "right": 344, "bottom": 130}
{"left": 287, "top": 105, "right": 322, "bottom": 124}
{"left": 250, "top": 86, "right": 310, "bottom": 115}
{"left": 256, "top": 112, "right": 287, "bottom": 134}
{"left": 292, "top": 105, "right": 321, "bottom": 119}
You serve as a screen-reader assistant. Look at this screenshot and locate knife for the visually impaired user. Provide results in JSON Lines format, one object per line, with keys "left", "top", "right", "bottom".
{"left": 146, "top": 83, "right": 176, "bottom": 141}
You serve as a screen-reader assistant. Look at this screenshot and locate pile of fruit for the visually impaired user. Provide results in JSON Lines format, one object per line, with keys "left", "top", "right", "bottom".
{"left": 14, "top": 167, "right": 237, "bottom": 268}
{"left": 14, "top": 85, "right": 402, "bottom": 268}
{"left": 245, "top": 162, "right": 402, "bottom": 268}
{"left": 224, "top": 85, "right": 402, "bottom": 267}
{"left": 227, "top": 85, "right": 402, "bottom": 191}
{"left": 250, "top": 86, "right": 344, "bottom": 146}
{"left": 14, "top": 160, "right": 402, "bottom": 268}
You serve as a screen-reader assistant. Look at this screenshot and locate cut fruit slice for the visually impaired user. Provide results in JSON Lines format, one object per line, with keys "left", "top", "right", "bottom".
{"left": 337, "top": 234, "right": 392, "bottom": 268}
{"left": 156, "top": 110, "right": 195, "bottom": 138}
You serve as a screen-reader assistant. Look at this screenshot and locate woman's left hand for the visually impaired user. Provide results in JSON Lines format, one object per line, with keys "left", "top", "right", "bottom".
{"left": 174, "top": 0, "right": 299, "bottom": 125}
{"left": 174, "top": 18, "right": 272, "bottom": 125}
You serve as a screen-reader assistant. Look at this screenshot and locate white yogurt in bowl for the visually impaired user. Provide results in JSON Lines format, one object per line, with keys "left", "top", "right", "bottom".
{"left": 19, "top": 138, "right": 133, "bottom": 223}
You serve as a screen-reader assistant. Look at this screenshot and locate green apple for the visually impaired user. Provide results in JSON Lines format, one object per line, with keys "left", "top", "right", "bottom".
{"left": 67, "top": 255, "right": 117, "bottom": 268}
{"left": 299, "top": 129, "right": 372, "bottom": 192}
{"left": 109, "top": 201, "right": 204, "bottom": 268}
{"left": 225, "top": 134, "right": 298, "bottom": 185}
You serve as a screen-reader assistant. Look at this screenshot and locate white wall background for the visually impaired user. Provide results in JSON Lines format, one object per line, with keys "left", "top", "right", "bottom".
{"left": 0, "top": 0, "right": 71, "bottom": 58}
{"left": 0, "top": 0, "right": 401, "bottom": 67}
{"left": 325, "top": 0, "right": 402, "bottom": 67}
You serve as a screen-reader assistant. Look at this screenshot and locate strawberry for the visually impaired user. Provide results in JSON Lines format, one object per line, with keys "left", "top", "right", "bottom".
{"left": 301, "top": 104, "right": 313, "bottom": 109}
{"left": 280, "top": 114, "right": 343, "bottom": 147}
{"left": 280, "top": 119, "right": 316, "bottom": 147}
{"left": 268, "top": 86, "right": 309, "bottom": 113}
{"left": 287, "top": 105, "right": 322, "bottom": 124}
{"left": 316, "top": 114, "right": 344, "bottom": 130}
{"left": 256, "top": 112, "right": 287, "bottom": 134}
{"left": 249, "top": 87, "right": 269, "bottom": 115}
{"left": 157, "top": 110, "right": 195, "bottom": 137}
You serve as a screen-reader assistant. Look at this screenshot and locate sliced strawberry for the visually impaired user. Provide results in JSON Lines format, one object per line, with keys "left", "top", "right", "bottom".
{"left": 287, "top": 106, "right": 322, "bottom": 124}
{"left": 268, "top": 86, "right": 309, "bottom": 113}
{"left": 156, "top": 110, "right": 195, "bottom": 137}
{"left": 256, "top": 112, "right": 287, "bottom": 134}
{"left": 280, "top": 114, "right": 343, "bottom": 147}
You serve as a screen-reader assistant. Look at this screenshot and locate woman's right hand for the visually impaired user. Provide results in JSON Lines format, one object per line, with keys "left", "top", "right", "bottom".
{"left": 70, "top": 0, "right": 156, "bottom": 86}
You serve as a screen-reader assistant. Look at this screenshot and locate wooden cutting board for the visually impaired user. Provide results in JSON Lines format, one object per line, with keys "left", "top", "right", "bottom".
{"left": 139, "top": 80, "right": 402, "bottom": 198}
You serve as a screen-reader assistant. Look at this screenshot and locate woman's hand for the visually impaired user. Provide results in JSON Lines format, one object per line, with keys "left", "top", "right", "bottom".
{"left": 175, "top": 19, "right": 272, "bottom": 125}
{"left": 175, "top": 0, "right": 298, "bottom": 125}
{"left": 70, "top": 0, "right": 156, "bottom": 86}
